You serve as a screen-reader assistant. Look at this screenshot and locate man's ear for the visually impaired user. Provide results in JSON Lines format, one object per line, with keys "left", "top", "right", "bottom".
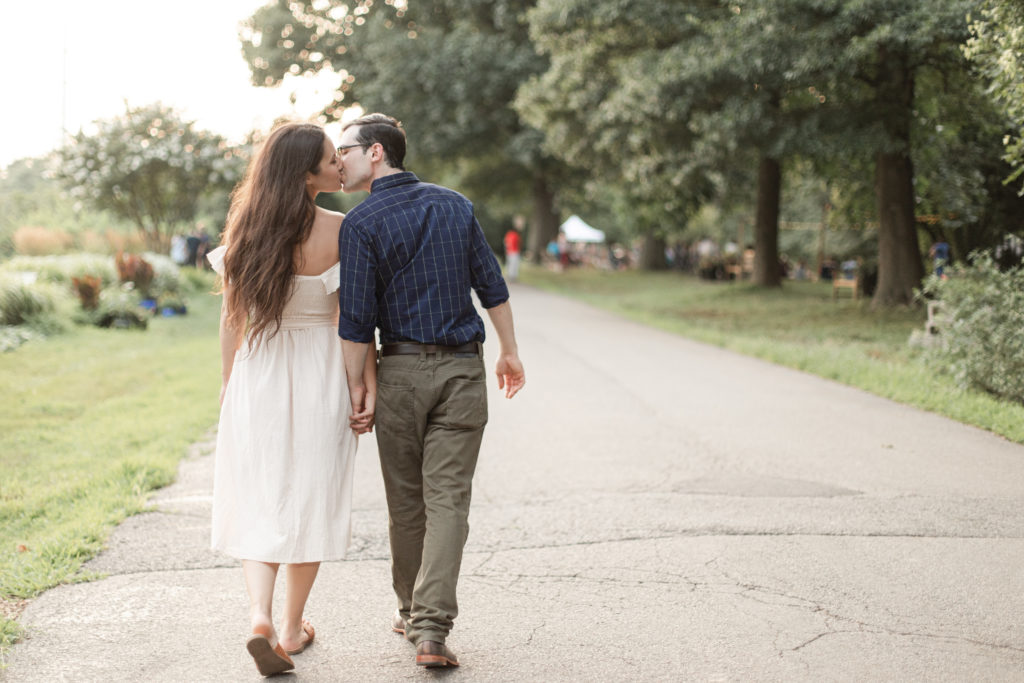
{"left": 370, "top": 142, "right": 384, "bottom": 163}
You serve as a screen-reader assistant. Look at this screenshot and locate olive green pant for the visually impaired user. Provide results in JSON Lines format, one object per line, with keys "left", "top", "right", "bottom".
{"left": 374, "top": 348, "right": 488, "bottom": 646}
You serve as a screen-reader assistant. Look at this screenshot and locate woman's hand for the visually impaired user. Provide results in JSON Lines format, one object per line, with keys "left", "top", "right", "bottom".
{"left": 349, "top": 384, "right": 375, "bottom": 434}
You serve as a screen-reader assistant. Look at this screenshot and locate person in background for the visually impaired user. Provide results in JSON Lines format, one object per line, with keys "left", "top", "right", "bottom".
{"left": 930, "top": 239, "right": 950, "bottom": 278}
{"left": 503, "top": 220, "right": 522, "bottom": 282}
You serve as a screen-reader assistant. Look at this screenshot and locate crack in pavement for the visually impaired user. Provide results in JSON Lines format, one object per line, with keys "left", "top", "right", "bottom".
{"left": 703, "top": 563, "right": 1024, "bottom": 658}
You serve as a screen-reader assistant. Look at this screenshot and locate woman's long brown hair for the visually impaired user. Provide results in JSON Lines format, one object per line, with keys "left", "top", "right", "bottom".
{"left": 219, "top": 123, "right": 326, "bottom": 348}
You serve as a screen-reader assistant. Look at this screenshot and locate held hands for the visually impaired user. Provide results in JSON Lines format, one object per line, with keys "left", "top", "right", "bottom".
{"left": 349, "top": 384, "right": 376, "bottom": 434}
{"left": 495, "top": 353, "right": 525, "bottom": 399}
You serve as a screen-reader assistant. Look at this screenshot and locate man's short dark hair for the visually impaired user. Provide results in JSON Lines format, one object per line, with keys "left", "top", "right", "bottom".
{"left": 343, "top": 113, "right": 406, "bottom": 170}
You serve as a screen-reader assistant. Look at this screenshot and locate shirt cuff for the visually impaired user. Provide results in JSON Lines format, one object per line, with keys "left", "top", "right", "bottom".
{"left": 337, "top": 320, "right": 376, "bottom": 343}
{"left": 476, "top": 278, "right": 510, "bottom": 309}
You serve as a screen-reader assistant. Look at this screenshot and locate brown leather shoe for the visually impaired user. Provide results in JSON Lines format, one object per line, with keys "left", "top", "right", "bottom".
{"left": 392, "top": 609, "right": 407, "bottom": 636}
{"left": 416, "top": 640, "right": 459, "bottom": 668}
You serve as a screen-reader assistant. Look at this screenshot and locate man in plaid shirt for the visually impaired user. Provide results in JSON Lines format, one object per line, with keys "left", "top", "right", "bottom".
{"left": 337, "top": 113, "right": 525, "bottom": 669}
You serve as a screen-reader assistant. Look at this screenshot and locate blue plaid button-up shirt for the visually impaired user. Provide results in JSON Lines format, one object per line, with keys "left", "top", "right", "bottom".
{"left": 338, "top": 172, "right": 509, "bottom": 345}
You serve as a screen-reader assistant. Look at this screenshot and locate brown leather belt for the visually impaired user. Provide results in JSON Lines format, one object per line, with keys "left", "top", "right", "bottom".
{"left": 381, "top": 341, "right": 480, "bottom": 357}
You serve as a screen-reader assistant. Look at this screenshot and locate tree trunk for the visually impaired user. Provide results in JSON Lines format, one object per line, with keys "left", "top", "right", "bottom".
{"left": 816, "top": 193, "right": 829, "bottom": 278}
{"left": 638, "top": 233, "right": 667, "bottom": 270}
{"left": 527, "top": 173, "right": 559, "bottom": 264}
{"left": 872, "top": 48, "right": 924, "bottom": 307}
{"left": 753, "top": 155, "right": 782, "bottom": 287}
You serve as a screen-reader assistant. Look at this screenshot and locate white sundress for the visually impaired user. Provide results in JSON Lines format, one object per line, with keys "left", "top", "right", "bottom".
{"left": 207, "top": 245, "right": 357, "bottom": 563}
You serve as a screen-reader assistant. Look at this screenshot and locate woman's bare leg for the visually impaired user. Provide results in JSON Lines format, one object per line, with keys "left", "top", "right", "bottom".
{"left": 278, "top": 561, "right": 320, "bottom": 651}
{"left": 242, "top": 560, "right": 280, "bottom": 642}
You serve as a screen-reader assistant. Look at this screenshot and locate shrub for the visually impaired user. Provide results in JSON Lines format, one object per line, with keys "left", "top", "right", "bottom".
{"left": 179, "top": 266, "right": 215, "bottom": 293}
{"left": 922, "top": 251, "right": 1024, "bottom": 404}
{"left": 0, "top": 274, "right": 61, "bottom": 325}
{"left": 95, "top": 287, "right": 148, "bottom": 330}
{"left": 75, "top": 230, "right": 111, "bottom": 254}
{"left": 0, "top": 325, "right": 41, "bottom": 352}
{"left": 72, "top": 275, "right": 102, "bottom": 309}
{"left": 0, "top": 254, "right": 117, "bottom": 288}
{"left": 12, "top": 226, "right": 74, "bottom": 255}
{"left": 114, "top": 252, "right": 155, "bottom": 297}
{"left": 103, "top": 230, "right": 145, "bottom": 254}
{"left": 142, "top": 252, "right": 182, "bottom": 298}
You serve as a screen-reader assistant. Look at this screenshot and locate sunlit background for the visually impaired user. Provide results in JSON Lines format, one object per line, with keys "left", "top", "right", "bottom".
{"left": 0, "top": 0, "right": 347, "bottom": 169}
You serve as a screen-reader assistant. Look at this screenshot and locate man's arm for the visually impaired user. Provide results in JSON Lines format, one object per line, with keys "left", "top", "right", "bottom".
{"left": 342, "top": 340, "right": 373, "bottom": 432}
{"left": 338, "top": 215, "right": 379, "bottom": 430}
{"left": 485, "top": 300, "right": 525, "bottom": 399}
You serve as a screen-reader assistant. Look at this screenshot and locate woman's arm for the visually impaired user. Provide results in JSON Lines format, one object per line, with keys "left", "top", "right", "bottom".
{"left": 219, "top": 284, "right": 245, "bottom": 405}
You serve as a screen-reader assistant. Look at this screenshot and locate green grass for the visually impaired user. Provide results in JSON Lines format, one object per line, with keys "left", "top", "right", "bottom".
{"left": 520, "top": 265, "right": 1024, "bottom": 444}
{"left": 0, "top": 273, "right": 221, "bottom": 660}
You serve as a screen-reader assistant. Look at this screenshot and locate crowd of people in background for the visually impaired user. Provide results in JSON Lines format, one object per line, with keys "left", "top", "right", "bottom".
{"left": 170, "top": 227, "right": 212, "bottom": 269}
{"left": 506, "top": 231, "right": 859, "bottom": 284}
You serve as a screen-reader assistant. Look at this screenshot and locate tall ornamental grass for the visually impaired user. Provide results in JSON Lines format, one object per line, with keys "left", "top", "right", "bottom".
{"left": 0, "top": 274, "right": 68, "bottom": 327}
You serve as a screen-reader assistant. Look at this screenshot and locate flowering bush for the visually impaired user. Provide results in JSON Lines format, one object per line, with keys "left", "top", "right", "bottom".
{"left": 57, "top": 103, "right": 245, "bottom": 251}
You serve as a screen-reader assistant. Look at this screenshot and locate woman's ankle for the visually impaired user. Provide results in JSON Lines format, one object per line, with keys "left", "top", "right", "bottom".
{"left": 250, "top": 611, "right": 275, "bottom": 640}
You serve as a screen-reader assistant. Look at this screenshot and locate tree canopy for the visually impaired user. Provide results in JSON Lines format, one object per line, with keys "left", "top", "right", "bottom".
{"left": 965, "top": 0, "right": 1024, "bottom": 192}
{"left": 241, "top": 0, "right": 565, "bottom": 253}
{"left": 235, "top": 0, "right": 1024, "bottom": 306}
{"left": 58, "top": 103, "right": 243, "bottom": 251}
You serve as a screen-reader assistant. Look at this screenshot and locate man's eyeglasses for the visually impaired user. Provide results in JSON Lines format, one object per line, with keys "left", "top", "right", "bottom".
{"left": 337, "top": 143, "right": 369, "bottom": 153}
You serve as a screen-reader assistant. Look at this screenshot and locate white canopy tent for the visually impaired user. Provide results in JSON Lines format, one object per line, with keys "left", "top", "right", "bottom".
{"left": 560, "top": 215, "right": 606, "bottom": 243}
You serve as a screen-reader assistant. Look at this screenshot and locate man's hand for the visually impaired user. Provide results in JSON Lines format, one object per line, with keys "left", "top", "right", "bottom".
{"left": 349, "top": 383, "right": 375, "bottom": 434}
{"left": 495, "top": 353, "right": 525, "bottom": 399}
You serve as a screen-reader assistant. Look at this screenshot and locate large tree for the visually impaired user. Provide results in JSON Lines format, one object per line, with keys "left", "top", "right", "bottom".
{"left": 909, "top": 64, "right": 1024, "bottom": 262}
{"left": 241, "top": 0, "right": 566, "bottom": 257}
{"left": 517, "top": 0, "right": 718, "bottom": 270}
{"left": 521, "top": 0, "right": 977, "bottom": 299}
{"left": 820, "top": 0, "right": 976, "bottom": 306}
{"left": 59, "top": 103, "right": 242, "bottom": 251}
{"left": 518, "top": 0, "right": 845, "bottom": 283}
{"left": 965, "top": 0, "right": 1024, "bottom": 193}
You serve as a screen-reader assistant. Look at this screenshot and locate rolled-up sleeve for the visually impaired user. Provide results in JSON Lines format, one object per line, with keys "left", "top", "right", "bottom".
{"left": 467, "top": 215, "right": 509, "bottom": 309}
{"left": 338, "top": 217, "right": 379, "bottom": 342}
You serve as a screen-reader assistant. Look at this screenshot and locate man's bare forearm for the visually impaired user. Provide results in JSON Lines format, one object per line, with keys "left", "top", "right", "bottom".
{"left": 485, "top": 300, "right": 518, "bottom": 356}
{"left": 342, "top": 340, "right": 370, "bottom": 392}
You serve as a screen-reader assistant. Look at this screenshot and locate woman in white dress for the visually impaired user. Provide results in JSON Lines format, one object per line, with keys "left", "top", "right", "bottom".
{"left": 207, "top": 122, "right": 376, "bottom": 676}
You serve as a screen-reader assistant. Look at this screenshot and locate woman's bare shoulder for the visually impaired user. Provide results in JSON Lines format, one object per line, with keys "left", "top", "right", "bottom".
{"left": 315, "top": 206, "right": 345, "bottom": 222}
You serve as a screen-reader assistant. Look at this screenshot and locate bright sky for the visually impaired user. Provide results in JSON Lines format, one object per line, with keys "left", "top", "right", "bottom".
{"left": 0, "top": 0, "right": 350, "bottom": 169}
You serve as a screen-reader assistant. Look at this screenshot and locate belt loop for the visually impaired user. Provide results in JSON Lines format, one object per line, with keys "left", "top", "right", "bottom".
{"left": 376, "top": 345, "right": 383, "bottom": 362}
{"left": 419, "top": 347, "right": 427, "bottom": 361}
{"left": 476, "top": 341, "right": 483, "bottom": 358}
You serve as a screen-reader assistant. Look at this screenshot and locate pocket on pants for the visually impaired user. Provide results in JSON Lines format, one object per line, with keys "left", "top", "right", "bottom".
{"left": 376, "top": 381, "right": 415, "bottom": 436}
{"left": 441, "top": 378, "right": 488, "bottom": 430}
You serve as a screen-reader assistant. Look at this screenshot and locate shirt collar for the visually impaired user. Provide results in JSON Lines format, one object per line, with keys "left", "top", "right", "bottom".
{"left": 370, "top": 171, "right": 419, "bottom": 193}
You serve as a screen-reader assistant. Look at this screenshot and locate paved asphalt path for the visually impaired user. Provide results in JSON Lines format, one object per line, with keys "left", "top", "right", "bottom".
{"left": 6, "top": 283, "right": 1024, "bottom": 682}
